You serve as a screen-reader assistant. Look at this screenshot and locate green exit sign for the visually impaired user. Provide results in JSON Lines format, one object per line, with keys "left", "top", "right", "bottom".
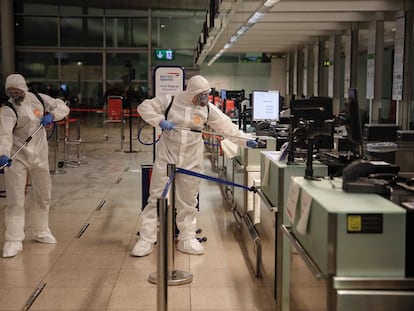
{"left": 155, "top": 49, "right": 174, "bottom": 60}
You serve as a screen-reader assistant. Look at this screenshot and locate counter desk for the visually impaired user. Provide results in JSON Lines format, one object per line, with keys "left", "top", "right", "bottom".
{"left": 283, "top": 176, "right": 414, "bottom": 311}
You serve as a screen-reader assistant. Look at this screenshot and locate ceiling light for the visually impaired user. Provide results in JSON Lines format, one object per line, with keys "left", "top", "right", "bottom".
{"left": 237, "top": 26, "right": 249, "bottom": 36}
{"left": 203, "top": 0, "right": 280, "bottom": 66}
{"left": 247, "top": 12, "right": 264, "bottom": 24}
{"left": 264, "top": 0, "right": 280, "bottom": 8}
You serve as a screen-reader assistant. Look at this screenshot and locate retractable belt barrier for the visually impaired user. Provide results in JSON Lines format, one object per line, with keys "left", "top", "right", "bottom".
{"left": 176, "top": 167, "right": 257, "bottom": 193}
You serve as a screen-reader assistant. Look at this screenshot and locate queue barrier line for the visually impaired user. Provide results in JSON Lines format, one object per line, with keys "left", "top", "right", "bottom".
{"left": 176, "top": 167, "right": 256, "bottom": 192}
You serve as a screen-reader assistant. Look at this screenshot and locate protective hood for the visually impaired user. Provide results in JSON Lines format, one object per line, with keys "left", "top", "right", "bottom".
{"left": 5, "top": 74, "right": 29, "bottom": 91}
{"left": 184, "top": 75, "right": 211, "bottom": 96}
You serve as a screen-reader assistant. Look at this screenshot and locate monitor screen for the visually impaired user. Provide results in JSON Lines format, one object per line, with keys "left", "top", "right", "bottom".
{"left": 60, "top": 83, "right": 68, "bottom": 93}
{"left": 252, "top": 90, "right": 280, "bottom": 121}
{"left": 290, "top": 96, "right": 334, "bottom": 149}
{"left": 220, "top": 89, "right": 226, "bottom": 100}
{"left": 289, "top": 96, "right": 333, "bottom": 127}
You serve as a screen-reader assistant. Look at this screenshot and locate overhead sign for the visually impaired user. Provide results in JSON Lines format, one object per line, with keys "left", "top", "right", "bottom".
{"left": 154, "top": 66, "right": 185, "bottom": 97}
{"left": 155, "top": 49, "right": 174, "bottom": 61}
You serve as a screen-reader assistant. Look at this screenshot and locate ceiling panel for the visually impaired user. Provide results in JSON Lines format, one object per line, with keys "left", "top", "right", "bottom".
{"left": 198, "top": 0, "right": 405, "bottom": 65}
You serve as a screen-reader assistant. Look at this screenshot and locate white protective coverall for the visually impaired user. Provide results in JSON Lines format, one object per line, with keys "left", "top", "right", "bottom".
{"left": 136, "top": 75, "right": 251, "bottom": 247}
{"left": 0, "top": 74, "right": 70, "bottom": 245}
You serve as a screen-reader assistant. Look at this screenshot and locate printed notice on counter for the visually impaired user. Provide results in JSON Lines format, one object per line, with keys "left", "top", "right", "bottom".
{"left": 262, "top": 157, "right": 270, "bottom": 187}
{"left": 296, "top": 190, "right": 312, "bottom": 235}
{"left": 286, "top": 178, "right": 300, "bottom": 224}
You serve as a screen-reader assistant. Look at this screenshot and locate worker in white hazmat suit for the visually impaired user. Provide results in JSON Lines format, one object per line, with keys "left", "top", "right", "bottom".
{"left": 132, "top": 75, "right": 258, "bottom": 256}
{"left": 0, "top": 74, "right": 70, "bottom": 258}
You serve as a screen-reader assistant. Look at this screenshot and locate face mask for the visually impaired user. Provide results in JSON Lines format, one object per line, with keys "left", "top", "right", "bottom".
{"left": 194, "top": 93, "right": 209, "bottom": 106}
{"left": 7, "top": 90, "right": 25, "bottom": 104}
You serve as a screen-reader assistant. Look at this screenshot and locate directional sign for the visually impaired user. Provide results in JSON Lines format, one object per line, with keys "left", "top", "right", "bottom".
{"left": 155, "top": 49, "right": 174, "bottom": 61}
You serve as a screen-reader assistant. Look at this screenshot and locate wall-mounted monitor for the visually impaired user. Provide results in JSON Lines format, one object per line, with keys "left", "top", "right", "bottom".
{"left": 252, "top": 90, "right": 280, "bottom": 121}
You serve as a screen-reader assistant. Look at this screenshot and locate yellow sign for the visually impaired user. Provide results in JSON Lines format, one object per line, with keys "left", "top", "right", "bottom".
{"left": 347, "top": 215, "right": 362, "bottom": 232}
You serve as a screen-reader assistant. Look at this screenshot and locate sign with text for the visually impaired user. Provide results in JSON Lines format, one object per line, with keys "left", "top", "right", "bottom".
{"left": 154, "top": 66, "right": 185, "bottom": 97}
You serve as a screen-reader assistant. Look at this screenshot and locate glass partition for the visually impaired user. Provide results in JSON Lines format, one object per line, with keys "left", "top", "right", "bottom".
{"left": 60, "top": 17, "right": 103, "bottom": 47}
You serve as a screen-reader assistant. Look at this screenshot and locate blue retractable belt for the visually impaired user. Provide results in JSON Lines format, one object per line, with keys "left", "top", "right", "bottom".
{"left": 176, "top": 167, "right": 256, "bottom": 192}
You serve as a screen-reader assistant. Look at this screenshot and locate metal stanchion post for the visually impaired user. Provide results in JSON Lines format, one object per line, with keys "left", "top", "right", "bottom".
{"left": 120, "top": 116, "right": 124, "bottom": 151}
{"left": 75, "top": 118, "right": 87, "bottom": 164}
{"left": 149, "top": 163, "right": 193, "bottom": 286}
{"left": 64, "top": 117, "right": 80, "bottom": 168}
{"left": 50, "top": 123, "right": 65, "bottom": 174}
{"left": 157, "top": 197, "right": 168, "bottom": 311}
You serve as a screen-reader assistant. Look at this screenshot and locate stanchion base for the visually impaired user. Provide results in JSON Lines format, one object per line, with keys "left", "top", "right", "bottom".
{"left": 124, "top": 150, "right": 138, "bottom": 153}
{"left": 50, "top": 169, "right": 66, "bottom": 174}
{"left": 148, "top": 270, "right": 193, "bottom": 286}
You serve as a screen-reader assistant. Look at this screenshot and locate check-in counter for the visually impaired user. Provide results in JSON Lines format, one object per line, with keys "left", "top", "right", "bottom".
{"left": 225, "top": 137, "right": 276, "bottom": 279}
{"left": 234, "top": 137, "right": 276, "bottom": 217}
{"left": 259, "top": 151, "right": 328, "bottom": 309}
{"left": 283, "top": 177, "right": 414, "bottom": 311}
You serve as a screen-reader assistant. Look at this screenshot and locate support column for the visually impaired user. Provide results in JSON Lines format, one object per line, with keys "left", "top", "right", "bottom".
{"left": 400, "top": 8, "right": 413, "bottom": 129}
{"left": 350, "top": 26, "right": 359, "bottom": 89}
{"left": 313, "top": 41, "right": 319, "bottom": 97}
{"left": 328, "top": 34, "right": 341, "bottom": 115}
{"left": 306, "top": 44, "right": 313, "bottom": 97}
{"left": 285, "top": 52, "right": 291, "bottom": 99}
{"left": 292, "top": 48, "right": 298, "bottom": 97}
{"left": 147, "top": 8, "right": 153, "bottom": 96}
{"left": 302, "top": 46, "right": 309, "bottom": 97}
{"left": 1, "top": 0, "right": 15, "bottom": 80}
{"left": 318, "top": 38, "right": 327, "bottom": 97}
{"left": 366, "top": 15, "right": 384, "bottom": 124}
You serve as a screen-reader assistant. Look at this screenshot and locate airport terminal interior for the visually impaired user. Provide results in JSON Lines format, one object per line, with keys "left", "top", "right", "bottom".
{"left": 1, "top": 0, "right": 414, "bottom": 310}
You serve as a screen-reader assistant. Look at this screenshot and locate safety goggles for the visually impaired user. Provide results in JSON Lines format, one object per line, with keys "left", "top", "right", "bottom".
{"left": 194, "top": 91, "right": 210, "bottom": 106}
{"left": 6, "top": 88, "right": 25, "bottom": 98}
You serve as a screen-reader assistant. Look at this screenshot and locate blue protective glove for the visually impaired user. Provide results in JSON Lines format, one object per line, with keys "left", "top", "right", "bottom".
{"left": 40, "top": 113, "right": 54, "bottom": 126}
{"left": 246, "top": 139, "right": 258, "bottom": 149}
{"left": 0, "top": 155, "right": 11, "bottom": 168}
{"left": 159, "top": 120, "right": 175, "bottom": 131}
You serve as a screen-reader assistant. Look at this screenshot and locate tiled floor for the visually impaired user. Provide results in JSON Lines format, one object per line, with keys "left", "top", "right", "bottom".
{"left": 0, "top": 122, "right": 277, "bottom": 310}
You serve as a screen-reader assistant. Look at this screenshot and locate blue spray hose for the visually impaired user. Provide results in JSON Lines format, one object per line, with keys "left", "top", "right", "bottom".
{"left": 161, "top": 173, "right": 174, "bottom": 198}
{"left": 176, "top": 167, "right": 257, "bottom": 192}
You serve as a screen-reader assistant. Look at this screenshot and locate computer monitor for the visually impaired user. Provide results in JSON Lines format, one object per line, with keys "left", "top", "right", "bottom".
{"left": 289, "top": 96, "right": 334, "bottom": 150}
{"left": 290, "top": 96, "right": 333, "bottom": 127}
{"left": 345, "top": 88, "right": 364, "bottom": 158}
{"left": 252, "top": 90, "right": 280, "bottom": 122}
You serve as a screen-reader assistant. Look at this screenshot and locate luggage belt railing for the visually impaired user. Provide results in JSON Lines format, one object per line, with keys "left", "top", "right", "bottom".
{"left": 151, "top": 164, "right": 257, "bottom": 311}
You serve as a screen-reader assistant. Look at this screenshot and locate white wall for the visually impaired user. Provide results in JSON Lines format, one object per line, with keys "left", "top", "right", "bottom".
{"left": 200, "top": 59, "right": 285, "bottom": 97}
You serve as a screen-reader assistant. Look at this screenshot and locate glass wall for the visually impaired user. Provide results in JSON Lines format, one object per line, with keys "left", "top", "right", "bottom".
{"left": 60, "top": 17, "right": 103, "bottom": 47}
{"left": 15, "top": 16, "right": 58, "bottom": 46}
{"left": 11, "top": 4, "right": 204, "bottom": 107}
{"left": 106, "top": 18, "right": 148, "bottom": 48}
{"left": 0, "top": 11, "right": 3, "bottom": 90}
{"left": 16, "top": 52, "right": 58, "bottom": 79}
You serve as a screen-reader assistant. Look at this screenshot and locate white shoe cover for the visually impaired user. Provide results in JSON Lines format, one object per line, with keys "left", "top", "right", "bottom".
{"left": 32, "top": 228, "right": 57, "bottom": 244}
{"left": 177, "top": 238, "right": 204, "bottom": 255}
{"left": 131, "top": 239, "right": 154, "bottom": 257}
{"left": 3, "top": 241, "right": 23, "bottom": 258}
